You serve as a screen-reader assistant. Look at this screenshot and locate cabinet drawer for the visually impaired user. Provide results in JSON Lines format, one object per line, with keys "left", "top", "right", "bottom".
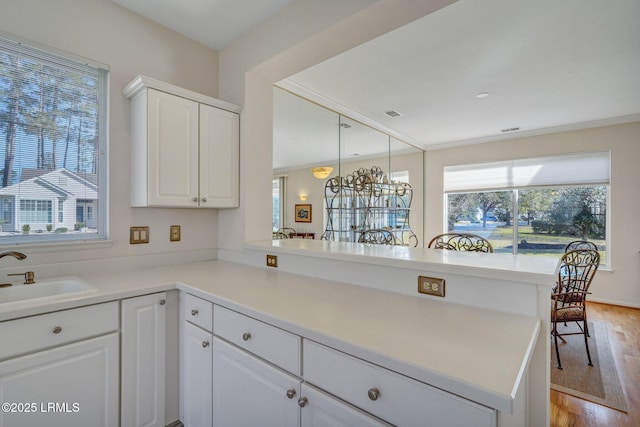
{"left": 213, "top": 305, "right": 300, "bottom": 375}
{"left": 303, "top": 340, "right": 496, "bottom": 427}
{"left": 0, "top": 302, "right": 118, "bottom": 360}
{"left": 183, "top": 293, "right": 213, "bottom": 332}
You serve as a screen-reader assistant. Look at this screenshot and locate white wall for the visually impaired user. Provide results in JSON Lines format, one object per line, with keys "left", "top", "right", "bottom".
{"left": 425, "top": 122, "right": 640, "bottom": 308}
{"left": 0, "top": 0, "right": 220, "bottom": 270}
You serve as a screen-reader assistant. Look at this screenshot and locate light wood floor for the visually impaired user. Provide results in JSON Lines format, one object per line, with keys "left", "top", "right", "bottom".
{"left": 550, "top": 302, "right": 640, "bottom": 427}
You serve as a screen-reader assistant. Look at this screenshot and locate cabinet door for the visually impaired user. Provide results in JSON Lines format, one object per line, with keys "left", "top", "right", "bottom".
{"left": 181, "top": 322, "right": 212, "bottom": 427}
{"left": 147, "top": 88, "right": 199, "bottom": 207}
{"left": 300, "top": 384, "right": 390, "bottom": 427}
{"left": 199, "top": 104, "right": 239, "bottom": 208}
{"left": 0, "top": 333, "right": 119, "bottom": 427}
{"left": 212, "top": 337, "right": 299, "bottom": 427}
{"left": 121, "top": 293, "right": 167, "bottom": 427}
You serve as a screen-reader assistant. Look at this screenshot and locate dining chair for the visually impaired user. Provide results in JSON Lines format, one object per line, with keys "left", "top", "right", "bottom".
{"left": 358, "top": 229, "right": 400, "bottom": 245}
{"left": 550, "top": 249, "right": 600, "bottom": 369}
{"left": 427, "top": 233, "right": 493, "bottom": 253}
{"left": 275, "top": 227, "right": 296, "bottom": 239}
{"left": 565, "top": 240, "right": 598, "bottom": 252}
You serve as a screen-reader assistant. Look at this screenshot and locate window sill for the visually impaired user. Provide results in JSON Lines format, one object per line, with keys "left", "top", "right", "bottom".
{"left": 0, "top": 239, "right": 114, "bottom": 254}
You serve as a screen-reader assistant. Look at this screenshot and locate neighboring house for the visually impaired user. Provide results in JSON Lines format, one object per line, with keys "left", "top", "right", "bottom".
{"left": 0, "top": 168, "right": 97, "bottom": 233}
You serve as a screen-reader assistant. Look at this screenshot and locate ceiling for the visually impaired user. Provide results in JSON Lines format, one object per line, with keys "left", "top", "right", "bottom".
{"left": 112, "top": 0, "right": 294, "bottom": 51}
{"left": 114, "top": 0, "right": 640, "bottom": 167}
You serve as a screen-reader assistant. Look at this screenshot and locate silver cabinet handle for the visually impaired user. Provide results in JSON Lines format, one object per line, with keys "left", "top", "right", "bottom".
{"left": 286, "top": 388, "right": 296, "bottom": 399}
{"left": 297, "top": 397, "right": 308, "bottom": 408}
{"left": 367, "top": 388, "right": 380, "bottom": 401}
{"left": 202, "top": 341, "right": 210, "bottom": 348}
{"left": 192, "top": 197, "right": 198, "bottom": 203}
{"left": 52, "top": 326, "right": 62, "bottom": 334}
{"left": 242, "top": 332, "right": 251, "bottom": 341}
{"left": 201, "top": 197, "right": 207, "bottom": 203}
{"left": 159, "top": 299, "right": 166, "bottom": 305}
{"left": 191, "top": 309, "right": 198, "bottom": 316}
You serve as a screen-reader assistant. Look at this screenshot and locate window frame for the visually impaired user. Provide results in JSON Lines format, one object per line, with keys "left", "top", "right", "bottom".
{"left": 0, "top": 32, "right": 109, "bottom": 246}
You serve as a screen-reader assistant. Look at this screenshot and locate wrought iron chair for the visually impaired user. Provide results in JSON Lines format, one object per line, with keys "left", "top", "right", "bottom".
{"left": 274, "top": 227, "right": 296, "bottom": 239}
{"left": 565, "top": 240, "right": 598, "bottom": 252}
{"left": 357, "top": 229, "right": 399, "bottom": 245}
{"left": 550, "top": 249, "right": 600, "bottom": 369}
{"left": 427, "top": 233, "right": 493, "bottom": 253}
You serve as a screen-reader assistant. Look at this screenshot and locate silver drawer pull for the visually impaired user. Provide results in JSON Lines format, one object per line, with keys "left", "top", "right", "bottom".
{"left": 191, "top": 309, "right": 198, "bottom": 316}
{"left": 192, "top": 197, "right": 199, "bottom": 203}
{"left": 368, "top": 388, "right": 380, "bottom": 401}
{"left": 202, "top": 341, "right": 210, "bottom": 348}
{"left": 297, "top": 397, "right": 308, "bottom": 408}
{"left": 52, "top": 326, "right": 62, "bottom": 334}
{"left": 201, "top": 197, "right": 208, "bottom": 203}
{"left": 286, "top": 388, "right": 296, "bottom": 399}
{"left": 159, "top": 299, "right": 166, "bottom": 305}
{"left": 242, "top": 332, "right": 251, "bottom": 341}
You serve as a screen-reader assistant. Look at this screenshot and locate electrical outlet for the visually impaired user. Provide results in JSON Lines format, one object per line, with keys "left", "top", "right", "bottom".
{"left": 130, "top": 226, "right": 150, "bottom": 244}
{"left": 170, "top": 225, "right": 181, "bottom": 242}
{"left": 266, "top": 254, "right": 278, "bottom": 268}
{"left": 418, "top": 275, "right": 445, "bottom": 297}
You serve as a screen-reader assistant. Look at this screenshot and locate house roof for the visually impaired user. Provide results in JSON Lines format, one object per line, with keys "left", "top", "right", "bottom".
{"left": 0, "top": 168, "right": 97, "bottom": 198}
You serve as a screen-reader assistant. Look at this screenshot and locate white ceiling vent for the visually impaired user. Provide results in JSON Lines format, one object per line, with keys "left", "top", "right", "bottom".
{"left": 501, "top": 127, "right": 521, "bottom": 133}
{"left": 384, "top": 110, "right": 402, "bottom": 118}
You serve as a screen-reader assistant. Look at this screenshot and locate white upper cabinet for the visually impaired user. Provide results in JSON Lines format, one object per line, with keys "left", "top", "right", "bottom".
{"left": 199, "top": 103, "right": 240, "bottom": 207}
{"left": 124, "top": 75, "right": 240, "bottom": 208}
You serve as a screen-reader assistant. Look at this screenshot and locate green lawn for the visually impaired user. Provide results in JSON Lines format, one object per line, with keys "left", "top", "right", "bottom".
{"left": 454, "top": 223, "right": 607, "bottom": 262}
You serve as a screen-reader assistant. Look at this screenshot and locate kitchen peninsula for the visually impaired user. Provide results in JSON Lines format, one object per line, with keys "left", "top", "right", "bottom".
{"left": 1, "top": 242, "right": 556, "bottom": 427}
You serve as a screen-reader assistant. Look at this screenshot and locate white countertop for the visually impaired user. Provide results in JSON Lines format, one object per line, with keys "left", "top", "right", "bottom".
{"left": 246, "top": 239, "right": 559, "bottom": 285}
{"left": 0, "top": 259, "right": 540, "bottom": 413}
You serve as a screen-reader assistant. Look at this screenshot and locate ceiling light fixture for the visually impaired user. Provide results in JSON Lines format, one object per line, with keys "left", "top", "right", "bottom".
{"left": 476, "top": 92, "right": 490, "bottom": 98}
{"left": 310, "top": 166, "right": 333, "bottom": 179}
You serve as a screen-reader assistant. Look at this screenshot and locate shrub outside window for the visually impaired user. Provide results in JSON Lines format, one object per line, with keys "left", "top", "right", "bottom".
{"left": 0, "top": 34, "right": 108, "bottom": 244}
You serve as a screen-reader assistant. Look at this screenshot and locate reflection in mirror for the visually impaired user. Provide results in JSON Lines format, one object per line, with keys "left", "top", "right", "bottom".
{"left": 338, "top": 116, "right": 388, "bottom": 179}
{"left": 390, "top": 137, "right": 424, "bottom": 245}
{"left": 273, "top": 87, "right": 425, "bottom": 247}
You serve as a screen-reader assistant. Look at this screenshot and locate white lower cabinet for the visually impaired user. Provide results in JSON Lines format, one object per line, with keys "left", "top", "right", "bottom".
{"left": 179, "top": 299, "right": 498, "bottom": 427}
{"left": 300, "top": 384, "right": 390, "bottom": 427}
{"left": 212, "top": 337, "right": 300, "bottom": 427}
{"left": 0, "top": 303, "right": 119, "bottom": 427}
{"left": 182, "top": 321, "right": 213, "bottom": 427}
{"left": 303, "top": 340, "right": 497, "bottom": 427}
{"left": 121, "top": 292, "right": 167, "bottom": 427}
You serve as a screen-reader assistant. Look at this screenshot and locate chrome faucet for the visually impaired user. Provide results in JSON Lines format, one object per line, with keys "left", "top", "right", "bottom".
{"left": 0, "top": 251, "right": 27, "bottom": 260}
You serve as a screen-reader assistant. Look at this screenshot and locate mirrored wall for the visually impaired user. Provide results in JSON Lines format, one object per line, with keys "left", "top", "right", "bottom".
{"left": 273, "top": 87, "right": 424, "bottom": 246}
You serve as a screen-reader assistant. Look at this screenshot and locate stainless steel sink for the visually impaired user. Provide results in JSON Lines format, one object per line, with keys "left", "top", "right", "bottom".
{"left": 0, "top": 276, "right": 96, "bottom": 305}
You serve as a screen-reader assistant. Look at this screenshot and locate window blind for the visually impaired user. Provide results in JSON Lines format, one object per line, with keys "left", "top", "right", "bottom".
{"left": 444, "top": 150, "right": 611, "bottom": 193}
{"left": 0, "top": 32, "right": 108, "bottom": 243}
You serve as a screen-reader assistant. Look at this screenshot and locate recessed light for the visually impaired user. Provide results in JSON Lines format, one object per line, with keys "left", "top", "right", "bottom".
{"left": 384, "top": 110, "right": 402, "bottom": 118}
{"left": 476, "top": 92, "right": 490, "bottom": 98}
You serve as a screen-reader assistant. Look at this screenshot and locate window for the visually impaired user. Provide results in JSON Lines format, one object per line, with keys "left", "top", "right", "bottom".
{"left": 444, "top": 152, "right": 610, "bottom": 264}
{"left": 0, "top": 34, "right": 108, "bottom": 243}
{"left": 272, "top": 176, "right": 286, "bottom": 231}
{"left": 19, "top": 200, "right": 52, "bottom": 223}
